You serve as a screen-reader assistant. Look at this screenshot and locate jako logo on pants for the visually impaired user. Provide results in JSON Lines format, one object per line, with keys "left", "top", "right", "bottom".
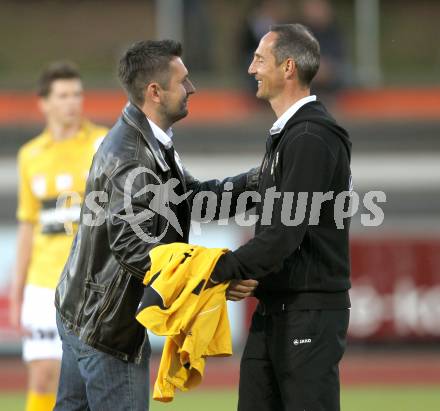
{"left": 293, "top": 338, "right": 312, "bottom": 346}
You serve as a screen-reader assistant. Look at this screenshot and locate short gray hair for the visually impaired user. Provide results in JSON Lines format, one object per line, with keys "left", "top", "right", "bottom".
{"left": 269, "top": 23, "right": 320, "bottom": 87}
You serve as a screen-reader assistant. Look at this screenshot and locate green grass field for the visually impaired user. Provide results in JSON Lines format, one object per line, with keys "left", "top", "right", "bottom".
{"left": 1, "top": 387, "right": 439, "bottom": 411}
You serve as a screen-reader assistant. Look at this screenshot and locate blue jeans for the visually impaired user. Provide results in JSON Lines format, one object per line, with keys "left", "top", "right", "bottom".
{"left": 54, "top": 313, "right": 151, "bottom": 411}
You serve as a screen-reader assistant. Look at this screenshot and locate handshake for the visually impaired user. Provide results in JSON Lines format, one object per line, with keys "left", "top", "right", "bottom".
{"left": 206, "top": 252, "right": 259, "bottom": 301}
{"left": 207, "top": 277, "right": 258, "bottom": 301}
{"left": 226, "top": 279, "right": 259, "bottom": 301}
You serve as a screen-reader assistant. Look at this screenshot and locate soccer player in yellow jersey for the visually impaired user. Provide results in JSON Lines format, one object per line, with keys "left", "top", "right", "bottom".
{"left": 9, "top": 62, "right": 107, "bottom": 411}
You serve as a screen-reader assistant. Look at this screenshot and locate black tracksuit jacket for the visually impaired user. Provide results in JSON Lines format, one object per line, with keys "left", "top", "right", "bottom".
{"left": 213, "top": 100, "right": 352, "bottom": 309}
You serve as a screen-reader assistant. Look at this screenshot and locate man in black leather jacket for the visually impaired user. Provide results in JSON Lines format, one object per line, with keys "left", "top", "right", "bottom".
{"left": 54, "top": 40, "right": 258, "bottom": 411}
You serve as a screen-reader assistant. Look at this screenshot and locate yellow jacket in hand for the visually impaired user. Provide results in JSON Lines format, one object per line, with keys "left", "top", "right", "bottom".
{"left": 135, "top": 243, "right": 232, "bottom": 402}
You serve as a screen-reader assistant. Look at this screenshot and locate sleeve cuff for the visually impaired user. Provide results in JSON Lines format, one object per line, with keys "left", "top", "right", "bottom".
{"left": 211, "top": 251, "right": 243, "bottom": 283}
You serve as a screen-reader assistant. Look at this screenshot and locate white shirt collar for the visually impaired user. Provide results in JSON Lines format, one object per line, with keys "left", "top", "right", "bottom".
{"left": 269, "top": 95, "right": 317, "bottom": 135}
{"left": 147, "top": 118, "right": 174, "bottom": 148}
{"left": 146, "top": 117, "right": 184, "bottom": 173}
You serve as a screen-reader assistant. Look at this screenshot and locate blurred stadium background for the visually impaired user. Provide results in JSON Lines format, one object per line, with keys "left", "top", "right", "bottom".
{"left": 0, "top": 0, "right": 439, "bottom": 409}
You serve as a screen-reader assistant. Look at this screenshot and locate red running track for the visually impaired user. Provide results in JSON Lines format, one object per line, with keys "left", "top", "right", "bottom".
{"left": 1, "top": 352, "right": 439, "bottom": 392}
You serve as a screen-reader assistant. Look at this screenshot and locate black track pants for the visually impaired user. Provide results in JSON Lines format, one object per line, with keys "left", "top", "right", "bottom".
{"left": 238, "top": 307, "right": 349, "bottom": 411}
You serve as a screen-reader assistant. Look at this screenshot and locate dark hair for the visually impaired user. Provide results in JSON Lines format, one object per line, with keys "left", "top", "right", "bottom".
{"left": 118, "top": 40, "right": 183, "bottom": 106}
{"left": 269, "top": 23, "right": 320, "bottom": 87}
{"left": 37, "top": 61, "right": 81, "bottom": 97}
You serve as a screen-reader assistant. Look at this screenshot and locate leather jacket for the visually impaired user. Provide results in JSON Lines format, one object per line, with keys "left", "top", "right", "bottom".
{"left": 55, "top": 102, "right": 259, "bottom": 362}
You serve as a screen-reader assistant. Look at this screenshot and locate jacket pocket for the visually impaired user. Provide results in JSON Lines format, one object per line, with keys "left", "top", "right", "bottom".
{"left": 282, "top": 309, "right": 322, "bottom": 338}
{"left": 289, "top": 236, "right": 313, "bottom": 291}
{"left": 82, "top": 280, "right": 107, "bottom": 318}
{"left": 87, "top": 268, "right": 124, "bottom": 343}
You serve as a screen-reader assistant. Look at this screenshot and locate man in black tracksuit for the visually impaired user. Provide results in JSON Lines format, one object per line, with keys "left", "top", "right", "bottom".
{"left": 212, "top": 24, "right": 352, "bottom": 410}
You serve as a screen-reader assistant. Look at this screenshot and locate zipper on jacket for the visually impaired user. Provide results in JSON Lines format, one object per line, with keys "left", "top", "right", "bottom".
{"left": 257, "top": 151, "right": 268, "bottom": 189}
{"left": 135, "top": 330, "right": 148, "bottom": 365}
{"left": 75, "top": 274, "right": 91, "bottom": 329}
{"left": 261, "top": 144, "right": 277, "bottom": 188}
{"left": 258, "top": 141, "right": 274, "bottom": 192}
